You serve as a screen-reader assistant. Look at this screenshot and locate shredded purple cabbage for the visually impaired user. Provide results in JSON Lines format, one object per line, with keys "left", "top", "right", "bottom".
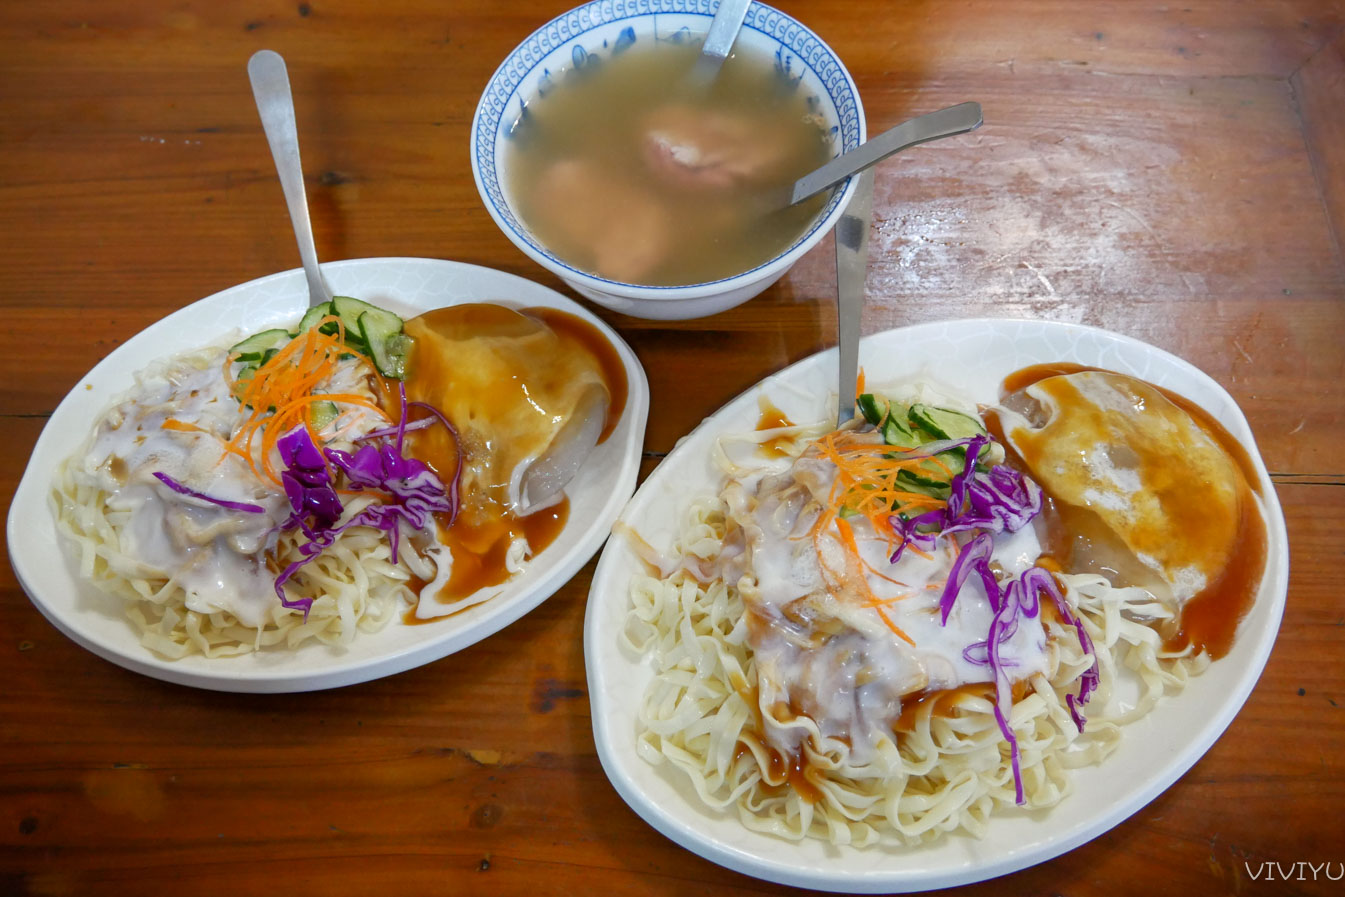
{"left": 937, "top": 535, "right": 1101, "bottom": 804}
{"left": 355, "top": 416, "right": 436, "bottom": 442}
{"left": 269, "top": 387, "right": 463, "bottom": 619}
{"left": 151, "top": 471, "right": 265, "bottom": 514}
{"left": 889, "top": 437, "right": 1042, "bottom": 567}
{"left": 278, "top": 427, "right": 342, "bottom": 530}
{"left": 880, "top": 431, "right": 1097, "bottom": 805}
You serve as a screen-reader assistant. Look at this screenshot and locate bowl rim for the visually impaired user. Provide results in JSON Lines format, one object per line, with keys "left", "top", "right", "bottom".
{"left": 469, "top": 0, "right": 867, "bottom": 301}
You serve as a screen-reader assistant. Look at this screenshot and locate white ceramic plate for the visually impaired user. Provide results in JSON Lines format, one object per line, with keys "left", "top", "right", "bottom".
{"left": 585, "top": 318, "right": 1288, "bottom": 892}
{"left": 9, "top": 257, "right": 649, "bottom": 693}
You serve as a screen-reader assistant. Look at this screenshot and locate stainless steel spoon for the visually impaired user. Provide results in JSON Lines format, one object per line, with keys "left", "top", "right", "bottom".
{"left": 827, "top": 103, "right": 982, "bottom": 424}
{"left": 776, "top": 102, "right": 983, "bottom": 212}
{"left": 688, "top": 0, "right": 751, "bottom": 84}
{"left": 248, "top": 49, "right": 333, "bottom": 309}
{"left": 835, "top": 167, "right": 873, "bottom": 426}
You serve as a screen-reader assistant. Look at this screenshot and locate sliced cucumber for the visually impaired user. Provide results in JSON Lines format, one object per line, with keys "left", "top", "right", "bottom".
{"left": 331, "top": 296, "right": 382, "bottom": 333}
{"left": 236, "top": 297, "right": 409, "bottom": 384}
{"left": 925, "top": 450, "right": 966, "bottom": 479}
{"left": 229, "top": 328, "right": 291, "bottom": 362}
{"left": 897, "top": 451, "right": 965, "bottom": 487}
{"left": 295, "top": 301, "right": 334, "bottom": 335}
{"left": 309, "top": 400, "right": 340, "bottom": 431}
{"left": 894, "top": 469, "right": 949, "bottom": 498}
{"left": 355, "top": 304, "right": 404, "bottom": 342}
{"left": 881, "top": 412, "right": 919, "bottom": 447}
{"left": 908, "top": 404, "right": 986, "bottom": 441}
{"left": 330, "top": 296, "right": 408, "bottom": 377}
{"left": 359, "top": 313, "right": 411, "bottom": 380}
{"left": 856, "top": 394, "right": 887, "bottom": 426}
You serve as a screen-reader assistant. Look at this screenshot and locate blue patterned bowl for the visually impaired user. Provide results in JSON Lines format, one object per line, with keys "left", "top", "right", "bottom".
{"left": 471, "top": 0, "right": 866, "bottom": 320}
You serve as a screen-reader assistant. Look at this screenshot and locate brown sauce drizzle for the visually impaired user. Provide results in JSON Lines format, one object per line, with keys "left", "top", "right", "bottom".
{"left": 396, "top": 302, "right": 621, "bottom": 615}
{"left": 732, "top": 732, "right": 824, "bottom": 804}
{"left": 1002, "top": 363, "right": 1262, "bottom": 489}
{"left": 403, "top": 498, "right": 569, "bottom": 624}
{"left": 755, "top": 399, "right": 796, "bottom": 457}
{"left": 994, "top": 363, "right": 1267, "bottom": 659}
{"left": 1163, "top": 495, "right": 1264, "bottom": 657}
{"left": 894, "top": 683, "right": 995, "bottom": 733}
{"left": 767, "top": 746, "right": 824, "bottom": 804}
{"left": 523, "top": 306, "right": 627, "bottom": 444}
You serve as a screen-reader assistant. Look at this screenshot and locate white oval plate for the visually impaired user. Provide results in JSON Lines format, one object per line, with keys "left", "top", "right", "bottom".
{"left": 584, "top": 318, "right": 1288, "bottom": 892}
{"left": 9, "top": 257, "right": 649, "bottom": 693}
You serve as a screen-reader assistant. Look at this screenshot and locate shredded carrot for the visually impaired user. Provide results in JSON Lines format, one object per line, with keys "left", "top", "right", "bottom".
{"left": 855, "top": 367, "right": 866, "bottom": 400}
{"left": 803, "top": 426, "right": 969, "bottom": 648}
{"left": 162, "top": 418, "right": 210, "bottom": 434}
{"left": 813, "top": 430, "right": 947, "bottom": 539}
{"left": 833, "top": 517, "right": 864, "bottom": 564}
{"left": 221, "top": 316, "right": 388, "bottom": 484}
{"left": 874, "top": 606, "right": 916, "bottom": 646}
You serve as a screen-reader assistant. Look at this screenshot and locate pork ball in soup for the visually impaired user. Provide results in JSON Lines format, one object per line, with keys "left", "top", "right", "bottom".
{"left": 504, "top": 41, "right": 835, "bottom": 286}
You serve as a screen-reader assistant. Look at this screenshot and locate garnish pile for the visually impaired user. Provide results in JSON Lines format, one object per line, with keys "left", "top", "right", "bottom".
{"left": 157, "top": 297, "right": 461, "bottom": 618}
{"left": 825, "top": 393, "right": 1101, "bottom": 803}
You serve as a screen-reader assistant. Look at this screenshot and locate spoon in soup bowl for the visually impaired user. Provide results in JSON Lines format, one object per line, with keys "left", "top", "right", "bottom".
{"left": 642, "top": 0, "right": 769, "bottom": 191}
{"left": 688, "top": 0, "right": 751, "bottom": 85}
{"left": 775, "top": 101, "right": 983, "bottom": 212}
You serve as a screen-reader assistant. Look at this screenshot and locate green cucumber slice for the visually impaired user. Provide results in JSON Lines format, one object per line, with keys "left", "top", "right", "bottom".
{"left": 366, "top": 328, "right": 410, "bottom": 379}
{"left": 908, "top": 404, "right": 986, "bottom": 441}
{"left": 309, "top": 400, "right": 340, "bottom": 431}
{"left": 295, "top": 301, "right": 334, "bottom": 335}
{"left": 856, "top": 394, "right": 887, "bottom": 426}
{"left": 228, "top": 328, "right": 291, "bottom": 362}
{"left": 331, "top": 296, "right": 384, "bottom": 333}
{"left": 894, "top": 469, "right": 949, "bottom": 497}
{"left": 882, "top": 413, "right": 919, "bottom": 447}
{"left": 357, "top": 308, "right": 410, "bottom": 380}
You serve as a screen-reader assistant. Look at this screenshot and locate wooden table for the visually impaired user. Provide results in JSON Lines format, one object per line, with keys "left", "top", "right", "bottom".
{"left": 3, "top": 2, "right": 1343, "bottom": 894}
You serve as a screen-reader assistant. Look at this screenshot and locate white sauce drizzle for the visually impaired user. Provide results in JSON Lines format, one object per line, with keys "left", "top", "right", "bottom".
{"left": 723, "top": 440, "right": 1048, "bottom": 764}
{"left": 76, "top": 346, "right": 390, "bottom": 627}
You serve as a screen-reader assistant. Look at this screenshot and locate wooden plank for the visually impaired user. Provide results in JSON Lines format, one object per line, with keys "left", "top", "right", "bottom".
{"left": 3, "top": 0, "right": 1345, "bottom": 894}
{"left": 2, "top": 482, "right": 1341, "bottom": 895}
{"left": 2, "top": 0, "right": 1343, "bottom": 78}
{"left": 1293, "top": 28, "right": 1345, "bottom": 267}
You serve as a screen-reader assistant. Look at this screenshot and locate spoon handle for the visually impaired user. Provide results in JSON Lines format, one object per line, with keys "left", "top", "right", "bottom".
{"left": 689, "top": 0, "right": 751, "bottom": 82}
{"left": 791, "top": 102, "right": 983, "bottom": 207}
{"left": 835, "top": 168, "right": 873, "bottom": 426}
{"left": 248, "top": 49, "right": 333, "bottom": 308}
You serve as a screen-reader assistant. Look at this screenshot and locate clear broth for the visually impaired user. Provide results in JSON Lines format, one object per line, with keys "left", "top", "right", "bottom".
{"left": 504, "top": 40, "right": 835, "bottom": 286}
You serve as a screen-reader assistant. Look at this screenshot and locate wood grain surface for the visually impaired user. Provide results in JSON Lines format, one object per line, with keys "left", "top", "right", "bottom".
{"left": 2, "top": 2, "right": 1343, "bottom": 895}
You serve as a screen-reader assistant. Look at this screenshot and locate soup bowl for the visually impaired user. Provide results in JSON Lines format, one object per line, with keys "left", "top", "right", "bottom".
{"left": 471, "top": 0, "right": 866, "bottom": 320}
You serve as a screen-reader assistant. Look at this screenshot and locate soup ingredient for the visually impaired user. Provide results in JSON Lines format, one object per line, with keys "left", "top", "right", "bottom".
{"left": 528, "top": 159, "right": 672, "bottom": 286}
{"left": 641, "top": 103, "right": 801, "bottom": 192}
{"left": 505, "top": 40, "right": 833, "bottom": 285}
